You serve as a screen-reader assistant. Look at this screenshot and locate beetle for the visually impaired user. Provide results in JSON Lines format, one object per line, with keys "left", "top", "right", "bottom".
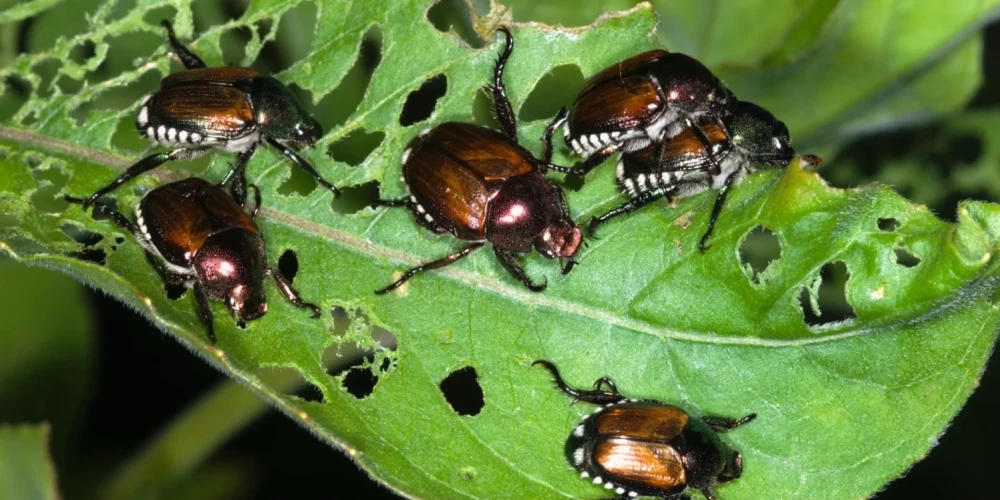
{"left": 83, "top": 20, "right": 338, "bottom": 208}
{"left": 372, "top": 27, "right": 581, "bottom": 294}
{"left": 533, "top": 360, "right": 755, "bottom": 500}
{"left": 544, "top": 49, "right": 734, "bottom": 178}
{"left": 67, "top": 178, "right": 320, "bottom": 343}
{"left": 588, "top": 100, "right": 822, "bottom": 251}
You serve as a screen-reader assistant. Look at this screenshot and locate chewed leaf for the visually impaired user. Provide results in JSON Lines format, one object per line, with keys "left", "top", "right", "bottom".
{"left": 1, "top": 1, "right": 999, "bottom": 499}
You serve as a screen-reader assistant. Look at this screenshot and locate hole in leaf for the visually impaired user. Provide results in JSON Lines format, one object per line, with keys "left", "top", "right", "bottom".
{"left": 326, "top": 340, "right": 386, "bottom": 400}
{"left": 278, "top": 249, "right": 299, "bottom": 281}
{"left": 440, "top": 366, "right": 484, "bottom": 416}
{"left": 330, "top": 306, "right": 350, "bottom": 336}
{"left": 471, "top": 88, "right": 500, "bottom": 129}
{"left": 314, "top": 26, "right": 381, "bottom": 130}
{"left": 68, "top": 248, "right": 107, "bottom": 265}
{"left": 738, "top": 226, "right": 781, "bottom": 284}
{"left": 894, "top": 246, "right": 921, "bottom": 268}
{"left": 343, "top": 367, "right": 377, "bottom": 399}
{"left": 427, "top": 0, "right": 482, "bottom": 47}
{"left": 61, "top": 223, "right": 104, "bottom": 247}
{"left": 372, "top": 325, "right": 398, "bottom": 352}
{"left": 332, "top": 181, "right": 379, "bottom": 215}
{"left": 945, "top": 133, "right": 983, "bottom": 165}
{"left": 877, "top": 217, "right": 900, "bottom": 232}
{"left": 399, "top": 74, "right": 446, "bottom": 126}
{"left": 0, "top": 74, "right": 31, "bottom": 122}
{"left": 327, "top": 129, "right": 385, "bottom": 166}
{"left": 143, "top": 7, "right": 175, "bottom": 26}
{"left": 30, "top": 164, "right": 70, "bottom": 213}
{"left": 277, "top": 162, "right": 318, "bottom": 198}
{"left": 68, "top": 39, "right": 97, "bottom": 66}
{"left": 32, "top": 58, "right": 62, "bottom": 99}
{"left": 77, "top": 66, "right": 161, "bottom": 130}
{"left": 254, "top": 0, "right": 317, "bottom": 74}
{"left": 220, "top": 25, "right": 253, "bottom": 67}
{"left": 518, "top": 65, "right": 584, "bottom": 122}
{"left": 165, "top": 283, "right": 187, "bottom": 300}
{"left": 800, "top": 261, "right": 856, "bottom": 327}
{"left": 257, "top": 366, "right": 325, "bottom": 403}
{"left": 561, "top": 173, "right": 586, "bottom": 192}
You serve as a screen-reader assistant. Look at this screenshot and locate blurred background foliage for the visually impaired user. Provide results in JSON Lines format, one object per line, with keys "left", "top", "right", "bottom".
{"left": 1, "top": 0, "right": 999, "bottom": 498}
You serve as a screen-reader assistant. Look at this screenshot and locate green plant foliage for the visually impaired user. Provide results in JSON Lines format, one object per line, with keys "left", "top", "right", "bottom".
{"left": 0, "top": 424, "right": 60, "bottom": 500}
{"left": 0, "top": 260, "right": 94, "bottom": 458}
{"left": 1, "top": 0, "right": 999, "bottom": 498}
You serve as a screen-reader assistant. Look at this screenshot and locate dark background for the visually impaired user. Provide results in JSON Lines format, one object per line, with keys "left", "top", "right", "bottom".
{"left": 3, "top": 0, "right": 1000, "bottom": 498}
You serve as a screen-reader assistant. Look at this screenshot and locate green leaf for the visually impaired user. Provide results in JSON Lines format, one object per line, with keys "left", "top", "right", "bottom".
{"left": 0, "top": 260, "right": 94, "bottom": 458}
{"left": 0, "top": 1, "right": 998, "bottom": 498}
{"left": 0, "top": 424, "right": 61, "bottom": 500}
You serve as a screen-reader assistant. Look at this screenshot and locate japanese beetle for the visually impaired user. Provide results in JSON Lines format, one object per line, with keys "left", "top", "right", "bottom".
{"left": 68, "top": 178, "right": 320, "bottom": 343}
{"left": 533, "top": 360, "right": 755, "bottom": 500}
{"left": 547, "top": 49, "right": 733, "bottom": 177}
{"left": 590, "top": 100, "right": 822, "bottom": 251}
{"left": 373, "top": 28, "right": 580, "bottom": 294}
{"left": 83, "top": 20, "right": 338, "bottom": 208}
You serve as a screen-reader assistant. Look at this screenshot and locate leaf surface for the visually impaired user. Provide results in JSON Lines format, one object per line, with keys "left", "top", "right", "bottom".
{"left": 1, "top": 1, "right": 998, "bottom": 498}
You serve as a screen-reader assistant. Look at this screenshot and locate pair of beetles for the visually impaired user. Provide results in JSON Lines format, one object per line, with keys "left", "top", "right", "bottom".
{"left": 68, "top": 22, "right": 805, "bottom": 500}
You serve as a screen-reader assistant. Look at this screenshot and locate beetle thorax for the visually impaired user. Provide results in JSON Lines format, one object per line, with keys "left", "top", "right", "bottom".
{"left": 486, "top": 173, "right": 559, "bottom": 254}
{"left": 193, "top": 228, "right": 268, "bottom": 322}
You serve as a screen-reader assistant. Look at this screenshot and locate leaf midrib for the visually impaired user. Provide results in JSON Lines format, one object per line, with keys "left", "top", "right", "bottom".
{"left": 1, "top": 124, "right": 990, "bottom": 348}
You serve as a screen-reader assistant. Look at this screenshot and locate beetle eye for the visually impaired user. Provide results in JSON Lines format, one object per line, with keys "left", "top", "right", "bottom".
{"left": 773, "top": 136, "right": 783, "bottom": 150}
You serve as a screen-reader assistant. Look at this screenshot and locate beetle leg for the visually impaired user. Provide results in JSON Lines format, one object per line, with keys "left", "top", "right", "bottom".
{"left": 698, "top": 171, "right": 737, "bottom": 252}
{"left": 489, "top": 27, "right": 518, "bottom": 143}
{"left": 83, "top": 148, "right": 207, "bottom": 208}
{"left": 267, "top": 268, "right": 321, "bottom": 318}
{"left": 588, "top": 186, "right": 674, "bottom": 238}
{"left": 219, "top": 142, "right": 258, "bottom": 206}
{"left": 573, "top": 145, "right": 617, "bottom": 176}
{"left": 494, "top": 247, "right": 546, "bottom": 292}
{"left": 375, "top": 242, "right": 484, "bottom": 294}
{"left": 531, "top": 360, "right": 629, "bottom": 406}
{"left": 702, "top": 413, "right": 757, "bottom": 431}
{"left": 240, "top": 184, "right": 262, "bottom": 220}
{"left": 161, "top": 20, "right": 207, "bottom": 69}
{"left": 592, "top": 376, "right": 618, "bottom": 393}
{"left": 371, "top": 197, "right": 413, "bottom": 209}
{"left": 542, "top": 107, "right": 568, "bottom": 163}
{"left": 265, "top": 136, "right": 341, "bottom": 198}
{"left": 192, "top": 284, "right": 216, "bottom": 343}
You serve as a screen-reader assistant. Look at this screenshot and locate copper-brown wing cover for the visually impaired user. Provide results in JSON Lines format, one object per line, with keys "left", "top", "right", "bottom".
{"left": 592, "top": 437, "right": 687, "bottom": 491}
{"left": 141, "top": 179, "right": 256, "bottom": 266}
{"left": 568, "top": 74, "right": 664, "bottom": 135}
{"left": 404, "top": 123, "right": 536, "bottom": 240}
{"left": 593, "top": 403, "right": 689, "bottom": 442}
{"left": 151, "top": 68, "right": 259, "bottom": 140}
{"left": 628, "top": 120, "right": 729, "bottom": 166}
{"left": 577, "top": 50, "right": 669, "bottom": 97}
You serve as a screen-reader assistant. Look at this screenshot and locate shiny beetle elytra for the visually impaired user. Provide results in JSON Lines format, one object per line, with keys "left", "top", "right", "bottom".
{"left": 589, "top": 100, "right": 822, "bottom": 251}
{"left": 83, "top": 21, "right": 338, "bottom": 208}
{"left": 372, "top": 28, "right": 580, "bottom": 294}
{"left": 534, "top": 360, "right": 755, "bottom": 500}
{"left": 546, "top": 49, "right": 734, "bottom": 177}
{"left": 68, "top": 178, "right": 320, "bottom": 343}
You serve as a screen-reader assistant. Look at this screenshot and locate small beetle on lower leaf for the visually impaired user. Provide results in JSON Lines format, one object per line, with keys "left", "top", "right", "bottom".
{"left": 588, "top": 100, "right": 822, "bottom": 251}
{"left": 372, "top": 27, "right": 581, "bottom": 294}
{"left": 68, "top": 178, "right": 320, "bottom": 343}
{"left": 83, "top": 20, "right": 339, "bottom": 208}
{"left": 533, "top": 360, "right": 755, "bottom": 500}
